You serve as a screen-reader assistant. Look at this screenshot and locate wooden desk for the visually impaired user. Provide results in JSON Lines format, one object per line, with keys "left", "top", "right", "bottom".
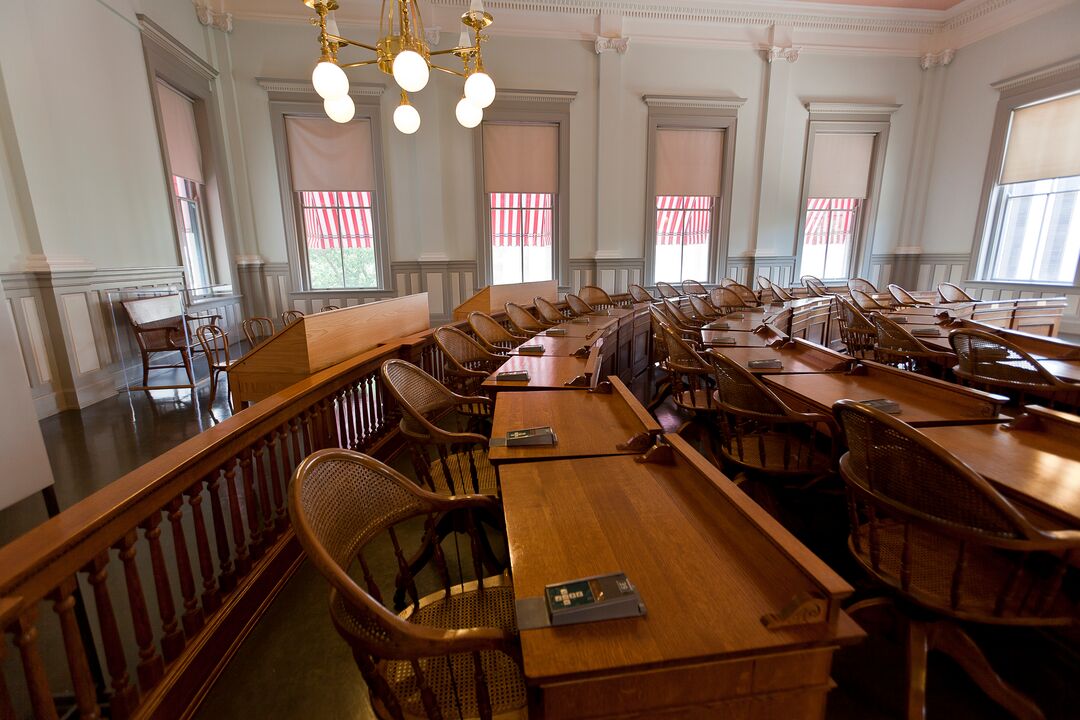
{"left": 537, "top": 318, "right": 618, "bottom": 339}
{"left": 488, "top": 377, "right": 659, "bottom": 465}
{"left": 703, "top": 314, "right": 763, "bottom": 333}
{"left": 482, "top": 355, "right": 589, "bottom": 391}
{"left": 764, "top": 361, "right": 1010, "bottom": 427}
{"left": 1035, "top": 358, "right": 1080, "bottom": 383}
{"left": 452, "top": 280, "right": 557, "bottom": 320}
{"left": 703, "top": 327, "right": 783, "bottom": 348}
{"left": 707, "top": 339, "right": 852, "bottom": 375}
{"left": 508, "top": 336, "right": 593, "bottom": 357}
{"left": 918, "top": 407, "right": 1080, "bottom": 527}
{"left": 500, "top": 434, "right": 861, "bottom": 719}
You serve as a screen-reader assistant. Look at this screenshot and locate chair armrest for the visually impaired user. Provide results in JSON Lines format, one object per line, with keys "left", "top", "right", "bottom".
{"left": 455, "top": 395, "right": 493, "bottom": 410}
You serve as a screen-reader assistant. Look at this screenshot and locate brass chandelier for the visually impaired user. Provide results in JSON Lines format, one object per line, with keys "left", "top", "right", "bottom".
{"left": 305, "top": 0, "right": 496, "bottom": 134}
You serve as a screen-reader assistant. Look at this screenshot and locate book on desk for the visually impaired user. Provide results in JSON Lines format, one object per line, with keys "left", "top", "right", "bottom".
{"left": 516, "top": 572, "right": 647, "bottom": 630}
{"left": 517, "top": 344, "right": 545, "bottom": 355}
{"left": 748, "top": 359, "right": 783, "bottom": 370}
{"left": 490, "top": 426, "right": 558, "bottom": 447}
{"left": 706, "top": 336, "right": 737, "bottom": 346}
{"left": 859, "top": 398, "right": 902, "bottom": 414}
{"left": 546, "top": 328, "right": 568, "bottom": 336}
{"left": 497, "top": 370, "right": 531, "bottom": 382}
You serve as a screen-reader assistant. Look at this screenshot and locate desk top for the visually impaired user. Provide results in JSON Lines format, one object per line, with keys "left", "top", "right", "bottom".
{"left": 702, "top": 328, "right": 779, "bottom": 348}
{"left": 1036, "top": 358, "right": 1080, "bottom": 384}
{"left": 537, "top": 321, "right": 614, "bottom": 339}
{"left": 500, "top": 434, "right": 860, "bottom": 684}
{"left": 482, "top": 355, "right": 589, "bottom": 391}
{"left": 764, "top": 362, "right": 1010, "bottom": 426}
{"left": 489, "top": 378, "right": 659, "bottom": 464}
{"left": 703, "top": 314, "right": 764, "bottom": 333}
{"left": 706, "top": 340, "right": 852, "bottom": 375}
{"left": 508, "top": 336, "right": 594, "bottom": 357}
{"left": 918, "top": 407, "right": 1080, "bottom": 527}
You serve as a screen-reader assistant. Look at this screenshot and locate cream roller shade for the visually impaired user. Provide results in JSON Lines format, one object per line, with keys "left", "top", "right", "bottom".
{"left": 156, "top": 81, "right": 204, "bottom": 184}
{"left": 655, "top": 128, "right": 724, "bottom": 196}
{"left": 808, "top": 133, "right": 875, "bottom": 199}
{"left": 1000, "top": 92, "right": 1080, "bottom": 185}
{"left": 285, "top": 116, "right": 376, "bottom": 192}
{"left": 482, "top": 123, "right": 559, "bottom": 193}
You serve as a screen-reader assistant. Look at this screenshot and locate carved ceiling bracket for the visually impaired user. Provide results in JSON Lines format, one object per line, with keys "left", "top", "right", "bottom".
{"left": 765, "top": 45, "right": 801, "bottom": 64}
{"left": 595, "top": 36, "right": 630, "bottom": 55}
{"left": 195, "top": 4, "right": 234, "bottom": 33}
{"left": 920, "top": 48, "right": 955, "bottom": 70}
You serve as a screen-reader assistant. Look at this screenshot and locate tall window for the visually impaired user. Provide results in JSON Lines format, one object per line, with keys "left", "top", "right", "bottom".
{"left": 285, "top": 116, "right": 382, "bottom": 290}
{"left": 980, "top": 91, "right": 1080, "bottom": 284}
{"left": 482, "top": 122, "right": 559, "bottom": 285}
{"left": 156, "top": 81, "right": 216, "bottom": 293}
{"left": 798, "top": 132, "right": 875, "bottom": 280}
{"left": 652, "top": 128, "right": 723, "bottom": 283}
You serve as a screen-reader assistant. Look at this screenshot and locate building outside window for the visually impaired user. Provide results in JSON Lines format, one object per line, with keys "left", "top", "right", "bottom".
{"left": 488, "top": 192, "right": 553, "bottom": 285}
{"left": 299, "top": 191, "right": 378, "bottom": 289}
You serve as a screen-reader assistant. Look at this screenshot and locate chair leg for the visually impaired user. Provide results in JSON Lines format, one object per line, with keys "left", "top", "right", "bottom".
{"left": 207, "top": 368, "right": 218, "bottom": 404}
{"left": 905, "top": 618, "right": 930, "bottom": 720}
{"left": 181, "top": 349, "right": 195, "bottom": 388}
{"left": 141, "top": 351, "right": 151, "bottom": 387}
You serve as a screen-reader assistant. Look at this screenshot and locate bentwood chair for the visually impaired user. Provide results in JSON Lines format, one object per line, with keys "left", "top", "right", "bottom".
{"left": 655, "top": 281, "right": 681, "bottom": 299}
{"left": 847, "top": 277, "right": 879, "bottom": 294}
{"left": 682, "top": 279, "right": 708, "bottom": 297}
{"left": 650, "top": 303, "right": 702, "bottom": 350}
{"left": 195, "top": 324, "right": 232, "bottom": 406}
{"left": 432, "top": 326, "right": 504, "bottom": 401}
{"left": 504, "top": 302, "right": 548, "bottom": 335}
{"left": 949, "top": 329, "right": 1078, "bottom": 407}
{"left": 533, "top": 296, "right": 567, "bottom": 324}
{"left": 468, "top": 312, "right": 526, "bottom": 353}
{"left": 802, "top": 275, "right": 830, "bottom": 297}
{"left": 661, "top": 297, "right": 705, "bottom": 331}
{"left": 872, "top": 314, "right": 956, "bottom": 377}
{"left": 320, "top": 305, "right": 341, "bottom": 312}
{"left": 658, "top": 322, "right": 721, "bottom": 456}
{"left": 834, "top": 296, "right": 877, "bottom": 359}
{"left": 281, "top": 309, "right": 305, "bottom": 326}
{"left": 564, "top": 293, "right": 595, "bottom": 316}
{"left": 850, "top": 288, "right": 892, "bottom": 313}
{"left": 242, "top": 317, "right": 275, "bottom": 349}
{"left": 289, "top": 449, "right": 525, "bottom": 720}
{"left": 628, "top": 284, "right": 656, "bottom": 303}
{"left": 833, "top": 399, "right": 1080, "bottom": 720}
{"left": 709, "top": 286, "right": 748, "bottom": 313}
{"left": 938, "top": 281, "right": 975, "bottom": 303}
{"left": 578, "top": 285, "right": 621, "bottom": 309}
{"left": 887, "top": 284, "right": 931, "bottom": 307}
{"left": 720, "top": 278, "right": 761, "bottom": 307}
{"left": 688, "top": 295, "right": 722, "bottom": 322}
{"left": 757, "top": 276, "right": 794, "bottom": 303}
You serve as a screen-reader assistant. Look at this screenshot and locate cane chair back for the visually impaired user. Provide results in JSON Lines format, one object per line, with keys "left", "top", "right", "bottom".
{"left": 872, "top": 314, "right": 956, "bottom": 375}
{"left": 709, "top": 286, "right": 745, "bottom": 312}
{"left": 688, "top": 294, "right": 720, "bottom": 322}
{"left": 196, "top": 324, "right": 231, "bottom": 405}
{"left": 655, "top": 281, "right": 681, "bottom": 299}
{"left": 949, "top": 329, "right": 1075, "bottom": 404}
{"left": 281, "top": 309, "right": 305, "bottom": 326}
{"left": 381, "top": 360, "right": 497, "bottom": 497}
{"left": 242, "top": 317, "right": 275, "bottom": 348}
{"left": 433, "top": 326, "right": 504, "bottom": 397}
{"left": 707, "top": 352, "right": 835, "bottom": 479}
{"left": 833, "top": 399, "right": 1080, "bottom": 624}
{"left": 938, "top": 282, "right": 975, "bottom": 303}
{"left": 721, "top": 279, "right": 760, "bottom": 307}
{"left": 578, "top": 285, "right": 618, "bottom": 309}
{"left": 850, "top": 288, "right": 890, "bottom": 312}
{"left": 289, "top": 450, "right": 525, "bottom": 720}
{"left": 834, "top": 296, "right": 877, "bottom": 358}
{"left": 320, "top": 305, "right": 341, "bottom": 312}
{"left": 650, "top": 303, "right": 701, "bottom": 350}
{"left": 504, "top": 302, "right": 546, "bottom": 334}
{"left": 802, "top": 275, "right": 829, "bottom": 296}
{"left": 659, "top": 322, "right": 717, "bottom": 413}
{"left": 758, "top": 276, "right": 793, "bottom": 303}
{"left": 533, "top": 296, "right": 566, "bottom": 324}
{"left": 682, "top": 279, "right": 708, "bottom": 297}
{"left": 564, "top": 293, "right": 595, "bottom": 316}
{"left": 468, "top": 312, "right": 525, "bottom": 353}
{"left": 628, "top": 284, "right": 656, "bottom": 303}
{"left": 661, "top": 297, "right": 702, "bottom": 329}
{"left": 887, "top": 284, "right": 927, "bottom": 307}
{"left": 847, "top": 277, "right": 878, "bottom": 294}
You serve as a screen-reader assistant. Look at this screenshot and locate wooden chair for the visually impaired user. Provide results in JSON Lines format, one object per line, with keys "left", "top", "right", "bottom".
{"left": 242, "top": 317, "right": 275, "bottom": 349}
{"left": 533, "top": 296, "right": 567, "bottom": 324}
{"left": 850, "top": 287, "right": 892, "bottom": 313}
{"left": 887, "top": 284, "right": 931, "bottom": 307}
{"left": 949, "top": 329, "right": 1078, "bottom": 407}
{"left": 468, "top": 312, "right": 526, "bottom": 353}
{"left": 658, "top": 322, "right": 721, "bottom": 453}
{"left": 720, "top": 278, "right": 761, "bottom": 307}
{"left": 120, "top": 294, "right": 214, "bottom": 390}
{"left": 872, "top": 314, "right": 956, "bottom": 377}
{"left": 319, "top": 304, "right": 341, "bottom": 312}
{"left": 661, "top": 297, "right": 704, "bottom": 331}
{"left": 847, "top": 277, "right": 878, "bottom": 294}
{"left": 281, "top": 309, "right": 305, "bottom": 326}
{"left": 578, "top": 285, "right": 621, "bottom": 309}
{"left": 195, "top": 324, "right": 232, "bottom": 406}
{"left": 681, "top": 279, "right": 708, "bottom": 297}
{"left": 655, "top": 281, "right": 681, "bottom": 299}
{"left": 503, "top": 302, "right": 548, "bottom": 335}
{"left": 802, "top": 275, "right": 831, "bottom": 297}
{"left": 628, "top": 284, "right": 656, "bottom": 303}
{"left": 688, "top": 295, "right": 721, "bottom": 322}
{"left": 289, "top": 449, "right": 525, "bottom": 720}
{"left": 939, "top": 281, "right": 975, "bottom": 303}
{"left": 707, "top": 351, "right": 836, "bottom": 489}
{"left": 709, "top": 286, "right": 747, "bottom": 312}
{"left": 432, "top": 326, "right": 505, "bottom": 400}
{"left": 757, "top": 276, "right": 793, "bottom": 303}
{"left": 832, "top": 399, "right": 1080, "bottom": 720}
{"left": 564, "top": 293, "right": 595, "bottom": 316}
{"left": 834, "top": 296, "right": 877, "bottom": 358}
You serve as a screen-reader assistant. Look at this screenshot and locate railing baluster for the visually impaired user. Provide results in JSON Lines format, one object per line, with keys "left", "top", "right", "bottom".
{"left": 239, "top": 450, "right": 263, "bottom": 561}
{"left": 51, "top": 578, "right": 101, "bottom": 720}
{"left": 186, "top": 483, "right": 221, "bottom": 612}
{"left": 142, "top": 515, "right": 184, "bottom": 662}
{"left": 223, "top": 460, "right": 251, "bottom": 577}
{"left": 254, "top": 439, "right": 276, "bottom": 542}
{"left": 85, "top": 553, "right": 139, "bottom": 720}
{"left": 289, "top": 417, "right": 304, "bottom": 474}
{"left": 11, "top": 609, "right": 59, "bottom": 720}
{"left": 115, "top": 531, "right": 164, "bottom": 691}
{"left": 167, "top": 496, "right": 204, "bottom": 636}
{"left": 268, "top": 429, "right": 288, "bottom": 533}
{"left": 206, "top": 470, "right": 236, "bottom": 594}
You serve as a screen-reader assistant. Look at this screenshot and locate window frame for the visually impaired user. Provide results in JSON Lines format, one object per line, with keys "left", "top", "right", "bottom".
{"left": 793, "top": 110, "right": 893, "bottom": 283}
{"left": 972, "top": 66, "right": 1080, "bottom": 287}
{"left": 266, "top": 89, "right": 392, "bottom": 294}
{"left": 475, "top": 93, "right": 574, "bottom": 288}
{"left": 643, "top": 98, "right": 741, "bottom": 286}
{"left": 172, "top": 176, "right": 215, "bottom": 291}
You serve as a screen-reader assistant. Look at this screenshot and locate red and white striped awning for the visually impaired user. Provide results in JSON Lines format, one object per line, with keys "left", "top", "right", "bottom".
{"left": 301, "top": 191, "right": 375, "bottom": 250}
{"left": 490, "top": 192, "right": 553, "bottom": 247}
{"left": 804, "top": 198, "right": 857, "bottom": 246}
{"left": 656, "top": 195, "right": 711, "bottom": 245}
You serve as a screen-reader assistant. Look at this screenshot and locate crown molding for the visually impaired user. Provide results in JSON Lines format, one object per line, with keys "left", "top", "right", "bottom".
{"left": 991, "top": 54, "right": 1080, "bottom": 93}
{"left": 256, "top": 77, "right": 386, "bottom": 97}
{"left": 497, "top": 89, "right": 577, "bottom": 104}
{"left": 643, "top": 94, "right": 748, "bottom": 110}
{"left": 137, "top": 14, "right": 218, "bottom": 81}
{"left": 804, "top": 102, "right": 903, "bottom": 116}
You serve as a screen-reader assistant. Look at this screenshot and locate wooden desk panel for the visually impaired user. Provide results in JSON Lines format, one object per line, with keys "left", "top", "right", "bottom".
{"left": 482, "top": 355, "right": 588, "bottom": 391}
{"left": 918, "top": 409, "right": 1080, "bottom": 528}
{"left": 489, "top": 378, "right": 659, "bottom": 464}
{"left": 763, "top": 362, "right": 1010, "bottom": 427}
{"left": 706, "top": 340, "right": 852, "bottom": 375}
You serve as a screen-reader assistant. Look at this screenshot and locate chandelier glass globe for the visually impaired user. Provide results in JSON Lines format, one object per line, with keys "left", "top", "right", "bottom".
{"left": 463, "top": 71, "right": 496, "bottom": 109}
{"left": 392, "top": 50, "right": 430, "bottom": 93}
{"left": 312, "top": 61, "right": 349, "bottom": 100}
{"left": 394, "top": 102, "right": 421, "bottom": 134}
{"left": 455, "top": 97, "right": 483, "bottom": 128}
{"left": 324, "top": 94, "right": 355, "bottom": 123}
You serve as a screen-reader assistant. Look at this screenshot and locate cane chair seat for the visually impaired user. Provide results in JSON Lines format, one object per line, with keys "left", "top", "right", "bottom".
{"left": 504, "top": 302, "right": 547, "bottom": 334}
{"left": 469, "top": 312, "right": 526, "bottom": 353}
{"left": 628, "top": 284, "right": 656, "bottom": 303}
{"left": 423, "top": 446, "right": 499, "bottom": 496}
{"left": 938, "top": 282, "right": 975, "bottom": 303}
{"left": 848, "top": 277, "right": 878, "bottom": 294}
{"left": 681, "top": 279, "right": 708, "bottom": 297}
{"left": 533, "top": 296, "right": 567, "bottom": 324}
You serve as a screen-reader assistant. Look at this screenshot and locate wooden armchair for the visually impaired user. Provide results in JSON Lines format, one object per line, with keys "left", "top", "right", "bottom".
{"left": 578, "top": 285, "right": 622, "bottom": 309}
{"left": 709, "top": 286, "right": 747, "bottom": 313}
{"left": 688, "top": 295, "right": 722, "bottom": 322}
{"left": 195, "top": 324, "right": 232, "bottom": 406}
{"left": 628, "top": 284, "right": 656, "bottom": 303}
{"left": 281, "top": 309, "right": 304, "bottom": 326}
{"left": 757, "top": 276, "right": 793, "bottom": 303}
{"left": 939, "top": 281, "right": 975, "bottom": 303}
{"left": 872, "top": 314, "right": 956, "bottom": 376}
{"left": 289, "top": 449, "right": 525, "bottom": 720}
{"left": 834, "top": 296, "right": 877, "bottom": 358}
{"left": 432, "top": 326, "right": 505, "bottom": 400}
{"left": 564, "top": 293, "right": 595, "bottom": 316}
{"left": 319, "top": 304, "right": 341, "bottom": 312}
{"left": 949, "top": 329, "right": 1078, "bottom": 407}
{"left": 887, "top": 283, "right": 931, "bottom": 307}
{"left": 120, "top": 294, "right": 217, "bottom": 390}
{"left": 242, "top": 317, "right": 275, "bottom": 349}
{"left": 833, "top": 399, "right": 1080, "bottom": 720}
{"left": 681, "top": 279, "right": 708, "bottom": 297}
{"left": 655, "top": 281, "right": 681, "bottom": 299}
{"left": 468, "top": 312, "right": 526, "bottom": 353}
{"left": 802, "top": 275, "right": 830, "bottom": 297}
{"left": 657, "top": 322, "right": 721, "bottom": 456}
{"left": 850, "top": 287, "right": 892, "bottom": 313}
{"left": 661, "top": 297, "right": 704, "bottom": 330}
{"left": 503, "top": 302, "right": 548, "bottom": 335}
{"left": 720, "top": 278, "right": 761, "bottom": 307}
{"left": 847, "top": 277, "right": 878, "bottom": 294}
{"left": 533, "top": 296, "right": 567, "bottom": 324}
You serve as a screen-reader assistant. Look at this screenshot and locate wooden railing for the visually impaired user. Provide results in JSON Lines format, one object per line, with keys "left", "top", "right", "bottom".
{"left": 0, "top": 312, "right": 508, "bottom": 720}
